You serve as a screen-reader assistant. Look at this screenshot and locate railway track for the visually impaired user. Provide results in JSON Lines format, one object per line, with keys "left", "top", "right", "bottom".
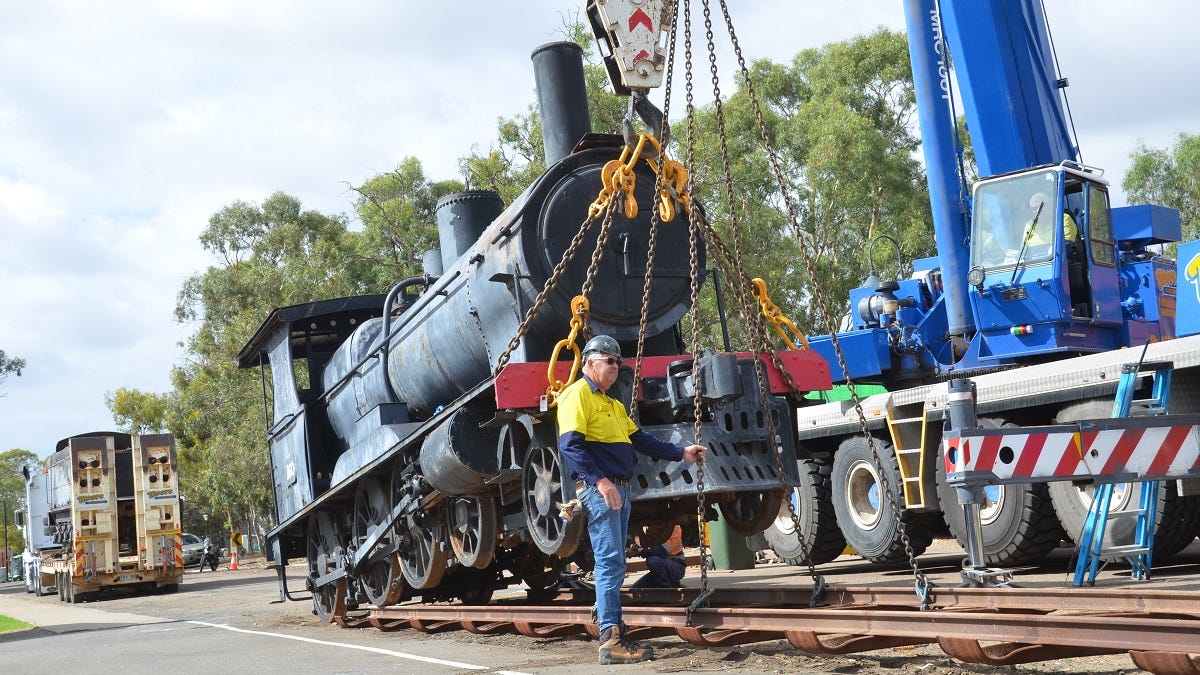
{"left": 326, "top": 584, "right": 1200, "bottom": 674}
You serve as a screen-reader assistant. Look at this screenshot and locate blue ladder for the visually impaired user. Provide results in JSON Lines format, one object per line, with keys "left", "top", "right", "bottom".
{"left": 1072, "top": 361, "right": 1173, "bottom": 586}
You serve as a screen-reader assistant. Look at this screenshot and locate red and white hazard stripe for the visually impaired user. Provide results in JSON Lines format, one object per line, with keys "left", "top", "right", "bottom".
{"left": 945, "top": 422, "right": 1200, "bottom": 483}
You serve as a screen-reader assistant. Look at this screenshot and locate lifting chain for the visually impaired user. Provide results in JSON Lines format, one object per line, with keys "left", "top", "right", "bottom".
{"left": 492, "top": 195, "right": 622, "bottom": 379}
{"left": 706, "top": 0, "right": 933, "bottom": 603}
{"left": 589, "top": 129, "right": 690, "bottom": 225}
{"left": 631, "top": 0, "right": 682, "bottom": 411}
{"left": 543, "top": 296, "right": 590, "bottom": 408}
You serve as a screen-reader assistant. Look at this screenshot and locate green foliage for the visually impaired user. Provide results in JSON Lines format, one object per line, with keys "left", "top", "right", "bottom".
{"left": 0, "top": 448, "right": 39, "bottom": 552}
{"left": 105, "top": 387, "right": 169, "bottom": 434}
{"left": 680, "top": 29, "right": 933, "bottom": 345}
{"left": 1123, "top": 132, "right": 1200, "bottom": 241}
{"left": 0, "top": 349, "right": 25, "bottom": 391}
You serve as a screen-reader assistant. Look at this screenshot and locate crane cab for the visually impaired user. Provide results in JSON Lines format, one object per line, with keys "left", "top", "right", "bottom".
{"left": 966, "top": 163, "right": 1179, "bottom": 363}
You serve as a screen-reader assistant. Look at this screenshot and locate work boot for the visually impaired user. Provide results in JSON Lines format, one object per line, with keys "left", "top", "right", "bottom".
{"left": 597, "top": 625, "right": 654, "bottom": 664}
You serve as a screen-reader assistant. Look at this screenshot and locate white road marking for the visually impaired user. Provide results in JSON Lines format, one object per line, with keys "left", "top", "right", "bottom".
{"left": 187, "top": 621, "right": 532, "bottom": 673}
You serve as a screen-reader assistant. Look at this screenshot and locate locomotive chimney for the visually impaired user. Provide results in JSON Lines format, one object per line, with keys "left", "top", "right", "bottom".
{"left": 435, "top": 190, "right": 504, "bottom": 269}
{"left": 532, "top": 41, "right": 591, "bottom": 166}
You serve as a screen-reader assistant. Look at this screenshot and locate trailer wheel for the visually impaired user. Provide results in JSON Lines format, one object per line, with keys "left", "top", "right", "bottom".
{"left": 763, "top": 455, "right": 846, "bottom": 566}
{"left": 57, "top": 571, "right": 65, "bottom": 601}
{"left": 831, "top": 435, "right": 935, "bottom": 564}
{"left": 937, "top": 418, "right": 1066, "bottom": 566}
{"left": 1051, "top": 399, "right": 1200, "bottom": 560}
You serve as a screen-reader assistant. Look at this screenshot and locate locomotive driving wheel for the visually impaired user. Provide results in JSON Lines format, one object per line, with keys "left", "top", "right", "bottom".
{"left": 718, "top": 488, "right": 786, "bottom": 536}
{"left": 307, "top": 511, "right": 347, "bottom": 623}
{"left": 447, "top": 495, "right": 497, "bottom": 569}
{"left": 392, "top": 468, "right": 447, "bottom": 591}
{"left": 522, "top": 441, "right": 582, "bottom": 557}
{"left": 353, "top": 477, "right": 405, "bottom": 607}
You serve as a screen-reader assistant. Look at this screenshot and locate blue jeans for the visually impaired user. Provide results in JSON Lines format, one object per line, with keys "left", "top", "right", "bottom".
{"left": 632, "top": 555, "right": 685, "bottom": 589}
{"left": 580, "top": 483, "right": 630, "bottom": 631}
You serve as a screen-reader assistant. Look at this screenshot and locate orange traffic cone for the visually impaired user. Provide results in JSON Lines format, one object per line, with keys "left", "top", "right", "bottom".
{"left": 229, "top": 547, "right": 240, "bottom": 570}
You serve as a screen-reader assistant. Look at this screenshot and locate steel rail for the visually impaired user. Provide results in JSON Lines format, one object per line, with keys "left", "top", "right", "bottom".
{"left": 347, "top": 584, "right": 1200, "bottom": 673}
{"left": 619, "top": 585, "right": 1200, "bottom": 616}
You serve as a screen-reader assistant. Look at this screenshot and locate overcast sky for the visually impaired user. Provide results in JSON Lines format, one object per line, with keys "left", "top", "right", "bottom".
{"left": 2, "top": 1, "right": 1198, "bottom": 458}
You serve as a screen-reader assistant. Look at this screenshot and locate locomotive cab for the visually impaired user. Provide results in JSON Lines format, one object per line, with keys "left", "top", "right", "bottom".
{"left": 236, "top": 295, "right": 387, "bottom": 548}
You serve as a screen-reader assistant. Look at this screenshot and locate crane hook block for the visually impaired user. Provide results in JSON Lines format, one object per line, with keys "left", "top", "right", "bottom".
{"left": 587, "top": 0, "right": 670, "bottom": 95}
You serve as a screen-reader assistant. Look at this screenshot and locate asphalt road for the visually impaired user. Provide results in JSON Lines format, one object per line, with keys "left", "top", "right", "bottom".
{"left": 2, "top": 541, "right": 1196, "bottom": 674}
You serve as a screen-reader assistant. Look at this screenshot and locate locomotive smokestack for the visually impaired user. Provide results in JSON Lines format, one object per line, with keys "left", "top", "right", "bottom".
{"left": 532, "top": 41, "right": 591, "bottom": 166}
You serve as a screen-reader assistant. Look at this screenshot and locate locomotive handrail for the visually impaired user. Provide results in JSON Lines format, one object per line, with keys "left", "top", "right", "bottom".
{"left": 315, "top": 275, "right": 436, "bottom": 408}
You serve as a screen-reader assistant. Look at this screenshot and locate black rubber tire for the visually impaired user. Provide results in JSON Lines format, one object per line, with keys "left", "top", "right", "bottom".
{"left": 763, "top": 455, "right": 846, "bottom": 566}
{"left": 57, "top": 572, "right": 65, "bottom": 602}
{"left": 937, "top": 418, "right": 1067, "bottom": 566}
{"left": 831, "top": 435, "right": 935, "bottom": 564}
{"left": 1051, "top": 399, "right": 1200, "bottom": 561}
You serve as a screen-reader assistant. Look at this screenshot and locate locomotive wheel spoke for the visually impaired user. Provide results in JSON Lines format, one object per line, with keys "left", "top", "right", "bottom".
{"left": 354, "top": 477, "right": 406, "bottom": 607}
{"left": 307, "top": 511, "right": 347, "bottom": 623}
{"left": 448, "top": 495, "right": 497, "bottom": 570}
{"left": 399, "top": 518, "right": 447, "bottom": 590}
{"left": 522, "top": 443, "right": 582, "bottom": 557}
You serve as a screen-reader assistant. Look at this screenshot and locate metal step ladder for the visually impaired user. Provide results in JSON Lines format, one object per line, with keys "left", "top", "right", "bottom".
{"left": 1072, "top": 360, "right": 1173, "bottom": 586}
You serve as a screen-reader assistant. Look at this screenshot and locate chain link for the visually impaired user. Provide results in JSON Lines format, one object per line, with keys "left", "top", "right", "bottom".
{"left": 714, "top": 0, "right": 931, "bottom": 595}
{"left": 631, "top": 0, "right": 680, "bottom": 416}
{"left": 493, "top": 198, "right": 620, "bottom": 376}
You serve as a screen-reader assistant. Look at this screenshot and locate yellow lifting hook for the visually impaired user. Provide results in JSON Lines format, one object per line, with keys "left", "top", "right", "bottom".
{"left": 588, "top": 132, "right": 689, "bottom": 223}
{"left": 544, "top": 295, "right": 590, "bottom": 407}
{"left": 751, "top": 278, "right": 810, "bottom": 350}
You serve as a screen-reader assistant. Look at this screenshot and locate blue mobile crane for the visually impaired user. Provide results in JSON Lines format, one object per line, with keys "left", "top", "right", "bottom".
{"left": 765, "top": 0, "right": 1200, "bottom": 570}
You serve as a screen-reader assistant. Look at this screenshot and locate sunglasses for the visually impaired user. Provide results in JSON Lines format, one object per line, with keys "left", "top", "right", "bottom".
{"left": 589, "top": 356, "right": 622, "bottom": 366}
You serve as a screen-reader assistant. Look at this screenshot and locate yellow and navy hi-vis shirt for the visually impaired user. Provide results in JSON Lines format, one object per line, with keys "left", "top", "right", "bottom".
{"left": 556, "top": 374, "right": 683, "bottom": 485}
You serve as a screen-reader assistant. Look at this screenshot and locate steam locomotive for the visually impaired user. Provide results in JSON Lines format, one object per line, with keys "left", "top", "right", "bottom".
{"left": 236, "top": 41, "right": 831, "bottom": 620}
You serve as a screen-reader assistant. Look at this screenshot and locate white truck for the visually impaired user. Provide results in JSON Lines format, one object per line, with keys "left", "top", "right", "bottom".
{"left": 16, "top": 432, "right": 185, "bottom": 601}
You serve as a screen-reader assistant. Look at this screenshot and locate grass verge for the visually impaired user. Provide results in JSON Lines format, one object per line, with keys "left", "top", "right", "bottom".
{"left": 0, "top": 614, "right": 34, "bottom": 634}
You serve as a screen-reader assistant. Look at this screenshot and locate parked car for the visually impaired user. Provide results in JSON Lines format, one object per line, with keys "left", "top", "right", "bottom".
{"left": 182, "top": 533, "right": 205, "bottom": 566}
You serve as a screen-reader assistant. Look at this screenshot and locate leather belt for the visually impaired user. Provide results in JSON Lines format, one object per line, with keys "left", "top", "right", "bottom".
{"left": 576, "top": 478, "right": 628, "bottom": 491}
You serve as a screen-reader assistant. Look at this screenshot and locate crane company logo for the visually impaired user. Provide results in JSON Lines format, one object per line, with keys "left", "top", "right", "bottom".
{"left": 1185, "top": 252, "right": 1200, "bottom": 305}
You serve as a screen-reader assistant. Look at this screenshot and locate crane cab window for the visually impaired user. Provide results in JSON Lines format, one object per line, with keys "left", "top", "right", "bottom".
{"left": 971, "top": 170, "right": 1060, "bottom": 269}
{"left": 1087, "top": 186, "right": 1116, "bottom": 266}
